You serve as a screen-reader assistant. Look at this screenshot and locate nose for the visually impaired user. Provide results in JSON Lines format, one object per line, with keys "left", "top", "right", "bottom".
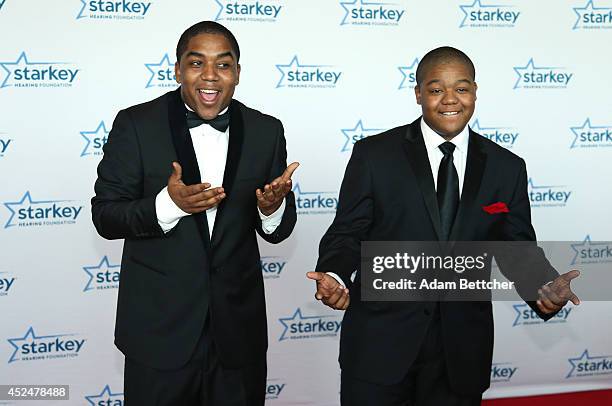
{"left": 200, "top": 63, "right": 218, "bottom": 81}
{"left": 441, "top": 91, "right": 458, "bottom": 104}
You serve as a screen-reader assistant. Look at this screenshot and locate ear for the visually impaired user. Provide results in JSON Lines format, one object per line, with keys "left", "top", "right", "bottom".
{"left": 473, "top": 81, "right": 478, "bottom": 100}
{"left": 414, "top": 85, "right": 422, "bottom": 105}
{"left": 174, "top": 62, "right": 181, "bottom": 84}
{"left": 235, "top": 63, "right": 241, "bottom": 86}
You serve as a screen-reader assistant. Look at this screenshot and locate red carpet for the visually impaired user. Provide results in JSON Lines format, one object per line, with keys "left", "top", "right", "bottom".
{"left": 483, "top": 389, "right": 612, "bottom": 405}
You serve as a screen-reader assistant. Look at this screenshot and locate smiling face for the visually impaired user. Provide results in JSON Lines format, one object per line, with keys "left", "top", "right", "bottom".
{"left": 175, "top": 33, "right": 240, "bottom": 120}
{"left": 414, "top": 60, "right": 477, "bottom": 139}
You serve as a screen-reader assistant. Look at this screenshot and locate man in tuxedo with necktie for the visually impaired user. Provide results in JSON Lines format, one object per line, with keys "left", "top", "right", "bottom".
{"left": 92, "top": 21, "right": 297, "bottom": 405}
{"left": 307, "top": 47, "right": 579, "bottom": 405}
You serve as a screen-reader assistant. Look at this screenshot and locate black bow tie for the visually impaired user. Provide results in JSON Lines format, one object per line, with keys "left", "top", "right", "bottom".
{"left": 186, "top": 110, "right": 230, "bottom": 132}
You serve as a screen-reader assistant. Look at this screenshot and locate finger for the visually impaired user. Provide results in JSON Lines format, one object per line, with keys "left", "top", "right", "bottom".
{"left": 306, "top": 272, "right": 325, "bottom": 282}
{"left": 568, "top": 290, "right": 581, "bottom": 305}
{"left": 542, "top": 285, "right": 564, "bottom": 307}
{"left": 281, "top": 162, "right": 300, "bottom": 181}
{"left": 334, "top": 291, "right": 350, "bottom": 310}
{"left": 179, "top": 183, "right": 214, "bottom": 198}
{"left": 188, "top": 192, "right": 226, "bottom": 209}
{"left": 185, "top": 187, "right": 224, "bottom": 203}
{"left": 562, "top": 269, "right": 581, "bottom": 282}
{"left": 324, "top": 286, "right": 345, "bottom": 305}
{"left": 169, "top": 162, "right": 182, "bottom": 182}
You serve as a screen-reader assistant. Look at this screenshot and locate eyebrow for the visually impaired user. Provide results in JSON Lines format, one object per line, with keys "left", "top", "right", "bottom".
{"left": 185, "top": 51, "right": 235, "bottom": 60}
{"left": 425, "top": 78, "right": 473, "bottom": 86}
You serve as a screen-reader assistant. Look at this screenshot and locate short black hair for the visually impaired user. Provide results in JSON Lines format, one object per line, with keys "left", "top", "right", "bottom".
{"left": 176, "top": 21, "right": 240, "bottom": 63}
{"left": 415, "top": 46, "right": 475, "bottom": 86}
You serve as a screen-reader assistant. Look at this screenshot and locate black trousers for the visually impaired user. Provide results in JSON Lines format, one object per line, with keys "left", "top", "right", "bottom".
{"left": 123, "top": 320, "right": 266, "bottom": 406}
{"left": 341, "top": 307, "right": 482, "bottom": 406}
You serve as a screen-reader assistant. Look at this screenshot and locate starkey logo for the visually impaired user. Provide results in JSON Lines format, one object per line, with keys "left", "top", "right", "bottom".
{"left": 276, "top": 56, "right": 342, "bottom": 89}
{"left": 260, "top": 256, "right": 287, "bottom": 279}
{"left": 570, "top": 118, "right": 612, "bottom": 149}
{"left": 7, "top": 327, "right": 86, "bottom": 363}
{"left": 80, "top": 121, "right": 109, "bottom": 157}
{"left": 527, "top": 178, "right": 572, "bottom": 208}
{"left": 3, "top": 192, "right": 84, "bottom": 229}
{"left": 459, "top": 0, "right": 520, "bottom": 28}
{"left": 0, "top": 52, "right": 79, "bottom": 89}
{"left": 567, "top": 350, "right": 612, "bottom": 378}
{"left": 341, "top": 120, "right": 384, "bottom": 152}
{"left": 77, "top": 0, "right": 152, "bottom": 20}
{"left": 215, "top": 0, "right": 283, "bottom": 22}
{"left": 292, "top": 183, "right": 338, "bottom": 215}
{"left": 471, "top": 119, "right": 518, "bottom": 149}
{"left": 397, "top": 57, "right": 419, "bottom": 90}
{"left": 265, "top": 379, "right": 286, "bottom": 400}
{"left": 513, "top": 58, "right": 573, "bottom": 90}
{"left": 85, "top": 385, "right": 124, "bottom": 406}
{"left": 278, "top": 308, "right": 342, "bottom": 341}
{"left": 490, "top": 362, "right": 518, "bottom": 383}
{"left": 512, "top": 303, "right": 573, "bottom": 326}
{"left": 571, "top": 236, "right": 612, "bottom": 265}
{"left": 145, "top": 53, "right": 177, "bottom": 89}
{"left": 340, "top": 0, "right": 405, "bottom": 26}
{"left": 573, "top": 0, "right": 612, "bottom": 29}
{"left": 83, "top": 256, "right": 121, "bottom": 292}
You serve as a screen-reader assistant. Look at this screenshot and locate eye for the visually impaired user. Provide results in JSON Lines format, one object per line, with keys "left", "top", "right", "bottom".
{"left": 430, "top": 88, "right": 443, "bottom": 94}
{"left": 457, "top": 88, "right": 468, "bottom": 93}
{"left": 217, "top": 63, "right": 230, "bottom": 69}
{"left": 190, "top": 60, "right": 202, "bottom": 67}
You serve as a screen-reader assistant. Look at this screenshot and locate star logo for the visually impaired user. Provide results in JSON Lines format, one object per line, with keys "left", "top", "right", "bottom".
{"left": 83, "top": 256, "right": 121, "bottom": 292}
{"left": 275, "top": 55, "right": 337, "bottom": 88}
{"left": 145, "top": 53, "right": 176, "bottom": 89}
{"left": 3, "top": 192, "right": 72, "bottom": 229}
{"left": 570, "top": 235, "right": 612, "bottom": 265}
{"left": 397, "top": 57, "right": 419, "bottom": 89}
{"left": 76, "top": 0, "right": 88, "bottom": 19}
{"left": 0, "top": 52, "right": 50, "bottom": 89}
{"left": 567, "top": 350, "right": 612, "bottom": 378}
{"left": 85, "top": 385, "right": 124, "bottom": 405}
{"left": 573, "top": 0, "right": 612, "bottom": 29}
{"left": 7, "top": 327, "right": 74, "bottom": 363}
{"left": 341, "top": 120, "right": 384, "bottom": 152}
{"left": 0, "top": 52, "right": 77, "bottom": 89}
{"left": 512, "top": 58, "right": 566, "bottom": 90}
{"left": 80, "top": 121, "right": 109, "bottom": 157}
{"left": 570, "top": 118, "right": 612, "bottom": 149}
{"left": 470, "top": 119, "right": 518, "bottom": 148}
{"left": 278, "top": 308, "right": 340, "bottom": 341}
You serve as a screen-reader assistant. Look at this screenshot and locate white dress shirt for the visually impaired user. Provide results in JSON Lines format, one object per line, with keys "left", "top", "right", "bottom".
{"left": 155, "top": 106, "right": 285, "bottom": 237}
{"left": 327, "top": 118, "right": 469, "bottom": 287}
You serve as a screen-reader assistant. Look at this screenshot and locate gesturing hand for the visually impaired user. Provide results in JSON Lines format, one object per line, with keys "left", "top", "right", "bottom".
{"left": 167, "top": 162, "right": 225, "bottom": 214}
{"left": 256, "top": 162, "right": 299, "bottom": 216}
{"left": 306, "top": 271, "right": 350, "bottom": 310}
{"left": 537, "top": 270, "right": 581, "bottom": 314}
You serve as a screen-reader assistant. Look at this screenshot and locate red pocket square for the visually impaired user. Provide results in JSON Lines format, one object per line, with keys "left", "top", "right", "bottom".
{"left": 482, "top": 202, "right": 509, "bottom": 214}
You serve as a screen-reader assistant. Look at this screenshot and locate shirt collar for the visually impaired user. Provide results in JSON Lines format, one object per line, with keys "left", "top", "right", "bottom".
{"left": 420, "top": 117, "right": 469, "bottom": 154}
{"left": 184, "top": 104, "right": 229, "bottom": 116}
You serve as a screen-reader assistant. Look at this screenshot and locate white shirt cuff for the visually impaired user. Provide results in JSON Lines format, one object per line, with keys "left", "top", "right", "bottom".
{"left": 326, "top": 272, "right": 346, "bottom": 288}
{"left": 257, "top": 198, "right": 286, "bottom": 235}
{"left": 155, "top": 186, "right": 190, "bottom": 233}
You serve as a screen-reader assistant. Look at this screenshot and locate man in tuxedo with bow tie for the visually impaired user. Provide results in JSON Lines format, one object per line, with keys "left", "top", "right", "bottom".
{"left": 92, "top": 21, "right": 297, "bottom": 405}
{"left": 307, "top": 47, "right": 579, "bottom": 405}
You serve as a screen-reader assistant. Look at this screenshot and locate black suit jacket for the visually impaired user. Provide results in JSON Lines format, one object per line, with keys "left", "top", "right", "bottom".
{"left": 316, "top": 118, "right": 558, "bottom": 395}
{"left": 92, "top": 89, "right": 296, "bottom": 370}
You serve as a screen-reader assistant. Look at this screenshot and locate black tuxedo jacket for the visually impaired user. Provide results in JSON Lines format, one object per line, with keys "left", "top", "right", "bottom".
{"left": 92, "top": 89, "right": 296, "bottom": 370}
{"left": 316, "top": 118, "right": 558, "bottom": 395}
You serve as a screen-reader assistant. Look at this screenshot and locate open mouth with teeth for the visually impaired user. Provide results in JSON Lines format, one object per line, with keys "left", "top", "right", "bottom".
{"left": 198, "top": 89, "right": 220, "bottom": 104}
{"left": 440, "top": 111, "right": 460, "bottom": 116}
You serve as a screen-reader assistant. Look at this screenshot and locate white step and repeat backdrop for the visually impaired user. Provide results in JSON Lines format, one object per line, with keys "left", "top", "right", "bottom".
{"left": 1, "top": 0, "right": 612, "bottom": 404}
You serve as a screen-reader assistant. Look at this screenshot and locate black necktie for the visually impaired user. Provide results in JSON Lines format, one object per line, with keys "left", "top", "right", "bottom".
{"left": 186, "top": 110, "right": 230, "bottom": 132}
{"left": 437, "top": 142, "right": 459, "bottom": 241}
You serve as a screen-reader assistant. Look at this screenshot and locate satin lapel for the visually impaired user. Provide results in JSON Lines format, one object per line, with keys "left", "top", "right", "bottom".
{"left": 167, "top": 88, "right": 211, "bottom": 251}
{"left": 448, "top": 130, "right": 487, "bottom": 241}
{"left": 210, "top": 99, "right": 245, "bottom": 246}
{"left": 403, "top": 120, "right": 442, "bottom": 240}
